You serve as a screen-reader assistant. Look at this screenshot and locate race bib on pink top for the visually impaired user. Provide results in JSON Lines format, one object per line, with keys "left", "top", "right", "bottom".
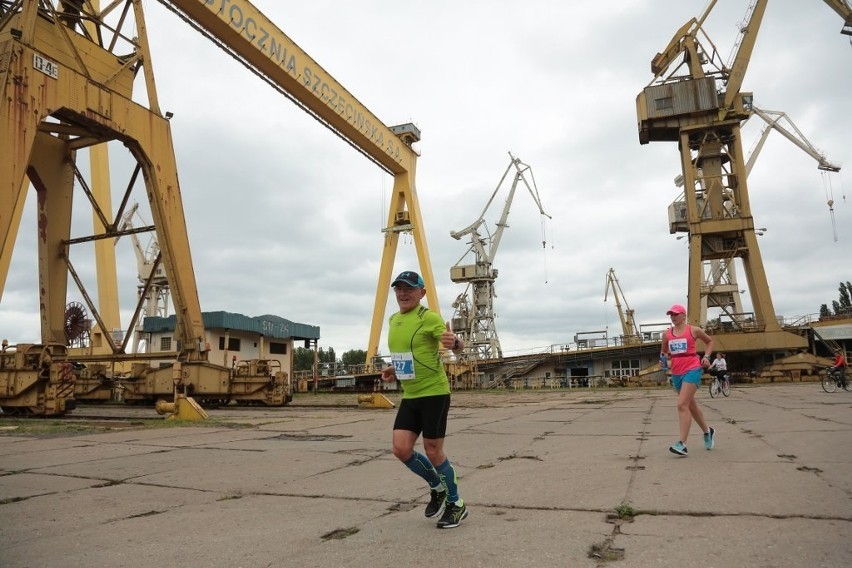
{"left": 669, "top": 338, "right": 688, "bottom": 355}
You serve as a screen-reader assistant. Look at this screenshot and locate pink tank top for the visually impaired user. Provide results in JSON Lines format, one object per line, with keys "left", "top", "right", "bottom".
{"left": 665, "top": 325, "right": 701, "bottom": 375}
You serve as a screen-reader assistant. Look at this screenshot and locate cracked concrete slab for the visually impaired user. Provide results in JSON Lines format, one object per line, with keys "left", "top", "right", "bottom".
{"left": 0, "top": 471, "right": 106, "bottom": 501}
{"left": 618, "top": 515, "right": 850, "bottom": 568}
{"left": 0, "top": 383, "right": 850, "bottom": 567}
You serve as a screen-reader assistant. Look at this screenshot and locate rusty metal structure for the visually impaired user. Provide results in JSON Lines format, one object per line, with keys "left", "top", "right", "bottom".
{"left": 1, "top": 0, "right": 432, "bottom": 413}
{"left": 636, "top": 0, "right": 810, "bottom": 354}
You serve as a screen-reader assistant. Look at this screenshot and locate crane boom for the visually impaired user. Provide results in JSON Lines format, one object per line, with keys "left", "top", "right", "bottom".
{"left": 604, "top": 268, "right": 640, "bottom": 345}
{"left": 722, "top": 0, "right": 767, "bottom": 112}
{"left": 650, "top": 1, "right": 715, "bottom": 77}
{"left": 747, "top": 107, "right": 841, "bottom": 175}
{"left": 160, "top": 0, "right": 415, "bottom": 175}
{"left": 823, "top": 0, "right": 852, "bottom": 35}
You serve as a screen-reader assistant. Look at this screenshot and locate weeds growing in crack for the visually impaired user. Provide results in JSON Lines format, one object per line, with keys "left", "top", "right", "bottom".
{"left": 614, "top": 503, "right": 637, "bottom": 520}
{"left": 217, "top": 494, "right": 243, "bottom": 501}
{"left": 321, "top": 527, "right": 359, "bottom": 540}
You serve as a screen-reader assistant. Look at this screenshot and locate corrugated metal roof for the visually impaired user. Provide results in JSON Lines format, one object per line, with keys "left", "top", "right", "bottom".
{"left": 142, "top": 311, "right": 320, "bottom": 341}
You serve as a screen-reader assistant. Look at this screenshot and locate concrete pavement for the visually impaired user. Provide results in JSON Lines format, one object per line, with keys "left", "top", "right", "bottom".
{"left": 1, "top": 383, "right": 850, "bottom": 567}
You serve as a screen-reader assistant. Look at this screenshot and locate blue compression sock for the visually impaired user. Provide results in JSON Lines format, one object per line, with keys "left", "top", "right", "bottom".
{"left": 436, "top": 458, "right": 460, "bottom": 503}
{"left": 403, "top": 451, "right": 442, "bottom": 489}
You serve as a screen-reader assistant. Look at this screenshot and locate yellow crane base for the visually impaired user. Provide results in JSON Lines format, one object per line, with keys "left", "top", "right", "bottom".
{"left": 155, "top": 396, "right": 209, "bottom": 421}
{"left": 357, "top": 393, "right": 395, "bottom": 409}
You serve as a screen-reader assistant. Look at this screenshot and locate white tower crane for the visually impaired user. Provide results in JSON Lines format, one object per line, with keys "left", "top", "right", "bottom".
{"left": 449, "top": 153, "right": 550, "bottom": 360}
{"left": 116, "top": 204, "right": 170, "bottom": 353}
{"left": 604, "top": 268, "right": 640, "bottom": 346}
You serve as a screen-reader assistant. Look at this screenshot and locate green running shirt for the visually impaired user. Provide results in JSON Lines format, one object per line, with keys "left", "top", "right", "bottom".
{"left": 388, "top": 305, "right": 451, "bottom": 399}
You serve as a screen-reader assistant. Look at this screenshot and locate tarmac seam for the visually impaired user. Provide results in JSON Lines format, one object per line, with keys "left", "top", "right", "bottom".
{"left": 598, "top": 397, "right": 657, "bottom": 565}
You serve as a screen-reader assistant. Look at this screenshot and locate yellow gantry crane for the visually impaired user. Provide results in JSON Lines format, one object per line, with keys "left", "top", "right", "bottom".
{"left": 604, "top": 268, "right": 640, "bottom": 346}
{"left": 0, "top": 0, "right": 437, "bottom": 413}
{"left": 152, "top": 1, "right": 438, "bottom": 366}
{"left": 823, "top": 0, "right": 852, "bottom": 36}
{"left": 636, "top": 0, "right": 808, "bottom": 353}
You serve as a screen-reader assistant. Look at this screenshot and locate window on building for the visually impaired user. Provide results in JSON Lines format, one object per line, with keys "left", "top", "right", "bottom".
{"left": 218, "top": 337, "right": 241, "bottom": 351}
{"left": 655, "top": 96, "right": 673, "bottom": 111}
{"left": 606, "top": 359, "right": 641, "bottom": 378}
{"left": 160, "top": 336, "right": 172, "bottom": 351}
{"left": 269, "top": 342, "right": 287, "bottom": 355}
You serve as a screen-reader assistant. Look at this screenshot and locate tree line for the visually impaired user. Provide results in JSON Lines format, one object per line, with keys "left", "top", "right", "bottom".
{"left": 292, "top": 347, "right": 368, "bottom": 372}
{"left": 820, "top": 281, "right": 852, "bottom": 318}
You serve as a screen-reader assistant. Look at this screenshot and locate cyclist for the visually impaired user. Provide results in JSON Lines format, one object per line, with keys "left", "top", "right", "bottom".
{"left": 831, "top": 349, "right": 848, "bottom": 390}
{"left": 709, "top": 353, "right": 727, "bottom": 381}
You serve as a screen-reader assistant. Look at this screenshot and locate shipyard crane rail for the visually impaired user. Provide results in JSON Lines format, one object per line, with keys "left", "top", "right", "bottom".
{"left": 604, "top": 268, "right": 640, "bottom": 346}
{"left": 449, "top": 153, "right": 550, "bottom": 360}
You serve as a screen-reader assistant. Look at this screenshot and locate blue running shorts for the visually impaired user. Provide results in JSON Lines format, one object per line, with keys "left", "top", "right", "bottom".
{"left": 671, "top": 367, "right": 703, "bottom": 392}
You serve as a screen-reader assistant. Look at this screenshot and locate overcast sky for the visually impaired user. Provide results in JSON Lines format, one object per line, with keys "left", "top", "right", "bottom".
{"left": 1, "top": 1, "right": 850, "bottom": 356}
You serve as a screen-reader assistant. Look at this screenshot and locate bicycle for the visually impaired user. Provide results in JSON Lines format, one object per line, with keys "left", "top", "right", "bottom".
{"left": 709, "top": 371, "right": 731, "bottom": 398}
{"left": 821, "top": 367, "right": 850, "bottom": 393}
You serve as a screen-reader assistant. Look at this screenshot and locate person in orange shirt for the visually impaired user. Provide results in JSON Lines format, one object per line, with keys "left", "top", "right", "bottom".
{"left": 831, "top": 349, "right": 848, "bottom": 390}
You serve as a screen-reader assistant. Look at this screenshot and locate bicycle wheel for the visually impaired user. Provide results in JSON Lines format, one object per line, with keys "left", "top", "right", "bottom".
{"left": 721, "top": 379, "right": 731, "bottom": 397}
{"left": 822, "top": 374, "right": 837, "bottom": 393}
{"left": 709, "top": 379, "right": 720, "bottom": 398}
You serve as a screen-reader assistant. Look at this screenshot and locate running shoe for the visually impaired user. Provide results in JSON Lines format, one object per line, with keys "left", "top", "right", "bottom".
{"left": 704, "top": 426, "right": 715, "bottom": 450}
{"left": 425, "top": 488, "right": 447, "bottom": 519}
{"left": 437, "top": 500, "right": 468, "bottom": 529}
{"left": 669, "top": 441, "right": 688, "bottom": 456}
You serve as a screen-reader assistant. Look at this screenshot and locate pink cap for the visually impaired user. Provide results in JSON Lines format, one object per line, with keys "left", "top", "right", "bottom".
{"left": 666, "top": 304, "right": 686, "bottom": 316}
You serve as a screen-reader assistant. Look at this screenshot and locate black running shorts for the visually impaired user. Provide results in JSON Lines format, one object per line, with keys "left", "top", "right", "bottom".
{"left": 393, "top": 394, "right": 451, "bottom": 439}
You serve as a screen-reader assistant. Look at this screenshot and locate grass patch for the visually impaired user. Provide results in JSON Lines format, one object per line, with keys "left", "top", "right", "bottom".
{"left": 217, "top": 494, "right": 243, "bottom": 502}
{"left": 614, "top": 503, "right": 637, "bottom": 520}
{"left": 0, "top": 419, "right": 118, "bottom": 436}
{"left": 0, "top": 417, "right": 250, "bottom": 437}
